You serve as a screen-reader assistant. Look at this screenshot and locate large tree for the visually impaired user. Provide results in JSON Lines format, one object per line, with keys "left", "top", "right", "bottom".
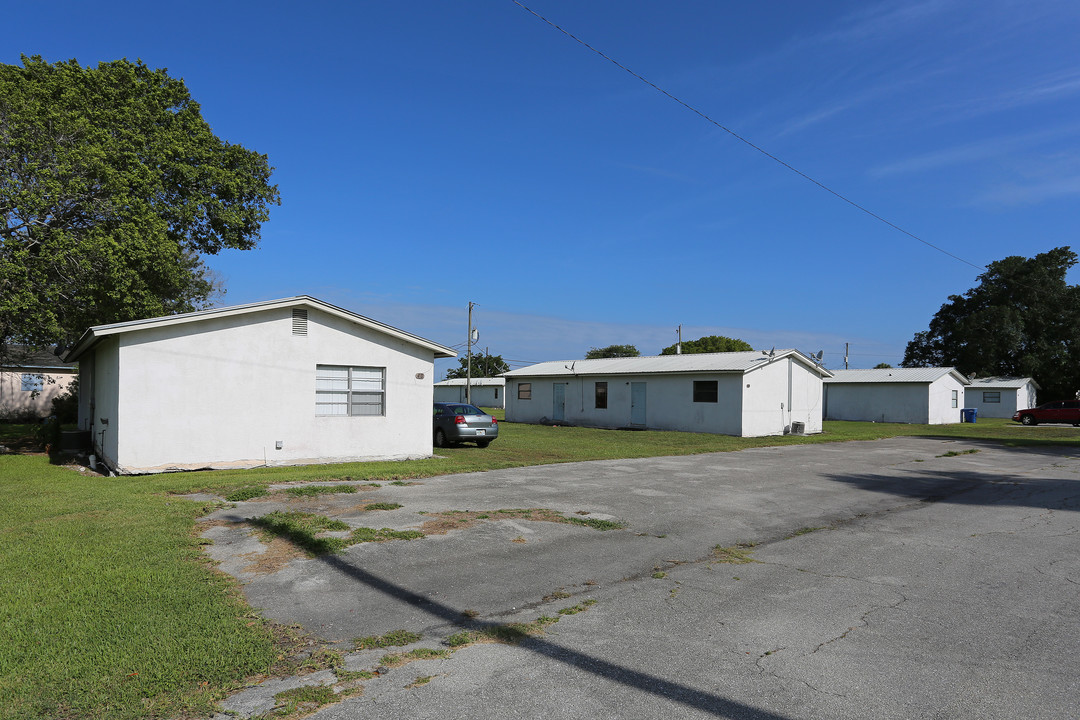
{"left": 0, "top": 56, "right": 279, "bottom": 355}
{"left": 660, "top": 335, "right": 752, "bottom": 355}
{"left": 444, "top": 352, "right": 509, "bottom": 379}
{"left": 585, "top": 344, "right": 640, "bottom": 359}
{"left": 902, "top": 247, "right": 1080, "bottom": 399}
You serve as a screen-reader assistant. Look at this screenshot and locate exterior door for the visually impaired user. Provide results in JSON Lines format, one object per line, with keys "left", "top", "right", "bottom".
{"left": 552, "top": 383, "right": 566, "bottom": 422}
{"left": 630, "top": 382, "right": 647, "bottom": 426}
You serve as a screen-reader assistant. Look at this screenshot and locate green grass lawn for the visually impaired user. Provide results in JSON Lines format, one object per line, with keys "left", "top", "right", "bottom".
{"left": 1, "top": 417, "right": 1077, "bottom": 718}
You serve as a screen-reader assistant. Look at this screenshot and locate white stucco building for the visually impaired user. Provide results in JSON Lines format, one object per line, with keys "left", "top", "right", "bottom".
{"left": 823, "top": 367, "right": 970, "bottom": 424}
{"left": 433, "top": 377, "right": 505, "bottom": 408}
{"left": 64, "top": 296, "right": 454, "bottom": 474}
{"left": 964, "top": 376, "right": 1040, "bottom": 418}
{"left": 502, "top": 350, "right": 831, "bottom": 437}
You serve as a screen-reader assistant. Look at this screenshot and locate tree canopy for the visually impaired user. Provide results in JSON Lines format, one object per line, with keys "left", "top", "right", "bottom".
{"left": 585, "top": 344, "right": 640, "bottom": 359}
{"left": 660, "top": 335, "right": 752, "bottom": 355}
{"left": 0, "top": 56, "right": 279, "bottom": 354}
{"left": 902, "top": 247, "right": 1080, "bottom": 399}
{"left": 444, "top": 353, "right": 509, "bottom": 379}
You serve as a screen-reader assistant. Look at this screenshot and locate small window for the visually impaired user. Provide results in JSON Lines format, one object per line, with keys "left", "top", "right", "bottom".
{"left": 21, "top": 373, "right": 43, "bottom": 392}
{"left": 595, "top": 381, "right": 608, "bottom": 409}
{"left": 693, "top": 380, "right": 718, "bottom": 403}
{"left": 951, "top": 390, "right": 958, "bottom": 408}
{"left": 517, "top": 382, "right": 532, "bottom": 400}
{"left": 494, "top": 387, "right": 499, "bottom": 400}
{"left": 983, "top": 392, "right": 1001, "bottom": 403}
{"left": 316, "top": 365, "right": 385, "bottom": 416}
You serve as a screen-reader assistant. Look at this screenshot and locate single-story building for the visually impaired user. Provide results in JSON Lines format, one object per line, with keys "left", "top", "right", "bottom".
{"left": 434, "top": 377, "right": 505, "bottom": 408}
{"left": 0, "top": 345, "right": 77, "bottom": 420}
{"left": 823, "top": 367, "right": 970, "bottom": 424}
{"left": 63, "top": 296, "right": 454, "bottom": 474}
{"left": 502, "top": 350, "right": 831, "bottom": 437}
{"left": 964, "top": 376, "right": 1040, "bottom": 418}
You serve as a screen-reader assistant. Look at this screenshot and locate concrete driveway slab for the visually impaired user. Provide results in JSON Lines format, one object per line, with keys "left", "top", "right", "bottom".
{"left": 202, "top": 437, "right": 1080, "bottom": 719}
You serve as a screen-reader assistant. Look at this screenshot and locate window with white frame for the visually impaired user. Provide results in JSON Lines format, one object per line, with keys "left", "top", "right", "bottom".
{"left": 316, "top": 365, "right": 385, "bottom": 416}
{"left": 951, "top": 390, "right": 958, "bottom": 408}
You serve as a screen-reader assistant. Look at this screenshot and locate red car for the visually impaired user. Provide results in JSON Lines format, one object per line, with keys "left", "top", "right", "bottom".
{"left": 1012, "top": 400, "right": 1080, "bottom": 426}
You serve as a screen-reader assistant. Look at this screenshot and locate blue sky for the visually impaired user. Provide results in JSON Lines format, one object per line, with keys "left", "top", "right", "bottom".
{"left": 8, "top": 1, "right": 1080, "bottom": 377}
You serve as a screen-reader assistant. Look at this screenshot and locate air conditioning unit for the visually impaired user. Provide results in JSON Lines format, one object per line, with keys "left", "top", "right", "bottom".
{"left": 790, "top": 421, "right": 805, "bottom": 435}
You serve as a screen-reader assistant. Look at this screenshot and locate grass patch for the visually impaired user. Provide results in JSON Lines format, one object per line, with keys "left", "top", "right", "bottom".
{"left": 713, "top": 543, "right": 758, "bottom": 564}
{"left": 250, "top": 511, "right": 350, "bottom": 555}
{"left": 406, "top": 675, "right": 435, "bottom": 688}
{"left": 938, "top": 448, "right": 981, "bottom": 457}
{"left": 565, "top": 515, "right": 626, "bottom": 531}
{"left": 557, "top": 599, "right": 597, "bottom": 615}
{"left": 652, "top": 571, "right": 667, "bottom": 579}
{"left": 788, "top": 526, "right": 825, "bottom": 538}
{"left": 354, "top": 629, "right": 422, "bottom": 650}
{"left": 378, "top": 647, "right": 451, "bottom": 668}
{"left": 364, "top": 502, "right": 403, "bottom": 511}
{"left": 445, "top": 614, "right": 563, "bottom": 649}
{"left": 270, "top": 684, "right": 338, "bottom": 717}
{"left": 284, "top": 484, "right": 357, "bottom": 497}
{"left": 225, "top": 485, "right": 269, "bottom": 501}
{"left": 419, "top": 507, "right": 626, "bottom": 535}
{"left": 349, "top": 527, "right": 425, "bottom": 544}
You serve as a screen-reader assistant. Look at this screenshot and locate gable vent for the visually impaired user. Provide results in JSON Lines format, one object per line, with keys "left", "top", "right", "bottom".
{"left": 292, "top": 309, "right": 308, "bottom": 336}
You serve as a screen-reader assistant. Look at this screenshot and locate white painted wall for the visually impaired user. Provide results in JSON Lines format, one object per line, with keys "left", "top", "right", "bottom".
{"left": 742, "top": 358, "right": 824, "bottom": 436}
{"left": 86, "top": 306, "right": 435, "bottom": 473}
{"left": 964, "top": 383, "right": 1038, "bottom": 419}
{"left": 825, "top": 383, "right": 929, "bottom": 424}
{"left": 825, "top": 375, "right": 965, "bottom": 424}
{"left": 433, "top": 383, "right": 503, "bottom": 408}
{"left": 505, "top": 359, "right": 824, "bottom": 437}
{"left": 927, "top": 375, "right": 966, "bottom": 424}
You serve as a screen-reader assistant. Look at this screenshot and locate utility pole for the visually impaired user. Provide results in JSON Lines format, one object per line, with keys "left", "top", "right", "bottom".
{"left": 676, "top": 325, "right": 682, "bottom": 354}
{"left": 845, "top": 342, "right": 849, "bottom": 370}
{"left": 466, "top": 302, "right": 474, "bottom": 404}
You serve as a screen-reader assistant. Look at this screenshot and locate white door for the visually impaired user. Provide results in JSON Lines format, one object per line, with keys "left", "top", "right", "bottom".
{"left": 630, "top": 382, "right": 647, "bottom": 425}
{"left": 553, "top": 383, "right": 566, "bottom": 422}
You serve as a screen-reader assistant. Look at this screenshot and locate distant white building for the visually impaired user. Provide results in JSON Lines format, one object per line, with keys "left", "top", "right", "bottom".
{"left": 434, "top": 377, "right": 505, "bottom": 408}
{"left": 824, "top": 368, "right": 970, "bottom": 424}
{"left": 0, "top": 345, "right": 77, "bottom": 420}
{"left": 502, "top": 350, "right": 831, "bottom": 437}
{"left": 64, "top": 296, "right": 454, "bottom": 474}
{"left": 964, "top": 377, "right": 1039, "bottom": 419}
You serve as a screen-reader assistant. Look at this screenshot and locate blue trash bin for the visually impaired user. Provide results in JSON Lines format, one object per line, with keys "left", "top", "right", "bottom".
{"left": 961, "top": 408, "right": 977, "bottom": 423}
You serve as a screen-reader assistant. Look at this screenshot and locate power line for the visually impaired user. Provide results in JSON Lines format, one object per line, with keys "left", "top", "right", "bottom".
{"left": 512, "top": 1, "right": 986, "bottom": 272}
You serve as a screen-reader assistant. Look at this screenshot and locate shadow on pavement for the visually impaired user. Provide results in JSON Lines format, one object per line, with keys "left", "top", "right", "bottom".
{"left": 315, "top": 550, "right": 793, "bottom": 719}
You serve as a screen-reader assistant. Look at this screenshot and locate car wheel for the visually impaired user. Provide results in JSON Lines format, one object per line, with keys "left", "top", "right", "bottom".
{"left": 1020, "top": 414, "right": 1037, "bottom": 426}
{"left": 476, "top": 440, "right": 490, "bottom": 448}
{"left": 434, "top": 429, "right": 447, "bottom": 447}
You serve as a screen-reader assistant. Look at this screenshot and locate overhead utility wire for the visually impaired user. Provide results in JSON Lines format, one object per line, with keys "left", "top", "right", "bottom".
{"left": 512, "top": 1, "right": 986, "bottom": 272}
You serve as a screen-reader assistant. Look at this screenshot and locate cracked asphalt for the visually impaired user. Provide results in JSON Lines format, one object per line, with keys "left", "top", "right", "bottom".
{"left": 202, "top": 436, "right": 1080, "bottom": 719}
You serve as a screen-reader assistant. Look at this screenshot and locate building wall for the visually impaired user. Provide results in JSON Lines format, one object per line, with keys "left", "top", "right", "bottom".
{"left": 964, "top": 384, "right": 1037, "bottom": 418}
{"left": 507, "top": 373, "right": 745, "bottom": 433}
{"left": 80, "top": 337, "right": 120, "bottom": 467}
{"left": 742, "top": 358, "right": 824, "bottom": 436}
{"left": 433, "top": 383, "right": 503, "bottom": 408}
{"left": 0, "top": 370, "right": 75, "bottom": 420}
{"left": 825, "top": 376, "right": 966, "bottom": 424}
{"left": 96, "top": 306, "right": 434, "bottom": 473}
{"left": 825, "top": 383, "right": 930, "bottom": 424}
{"left": 927, "top": 375, "right": 965, "bottom": 424}
{"left": 505, "top": 364, "right": 823, "bottom": 437}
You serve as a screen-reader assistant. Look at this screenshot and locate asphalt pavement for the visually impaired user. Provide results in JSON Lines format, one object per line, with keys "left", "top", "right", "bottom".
{"left": 202, "top": 436, "right": 1080, "bottom": 719}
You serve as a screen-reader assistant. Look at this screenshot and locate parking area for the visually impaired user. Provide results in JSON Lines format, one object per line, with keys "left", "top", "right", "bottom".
{"left": 203, "top": 437, "right": 1080, "bottom": 719}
